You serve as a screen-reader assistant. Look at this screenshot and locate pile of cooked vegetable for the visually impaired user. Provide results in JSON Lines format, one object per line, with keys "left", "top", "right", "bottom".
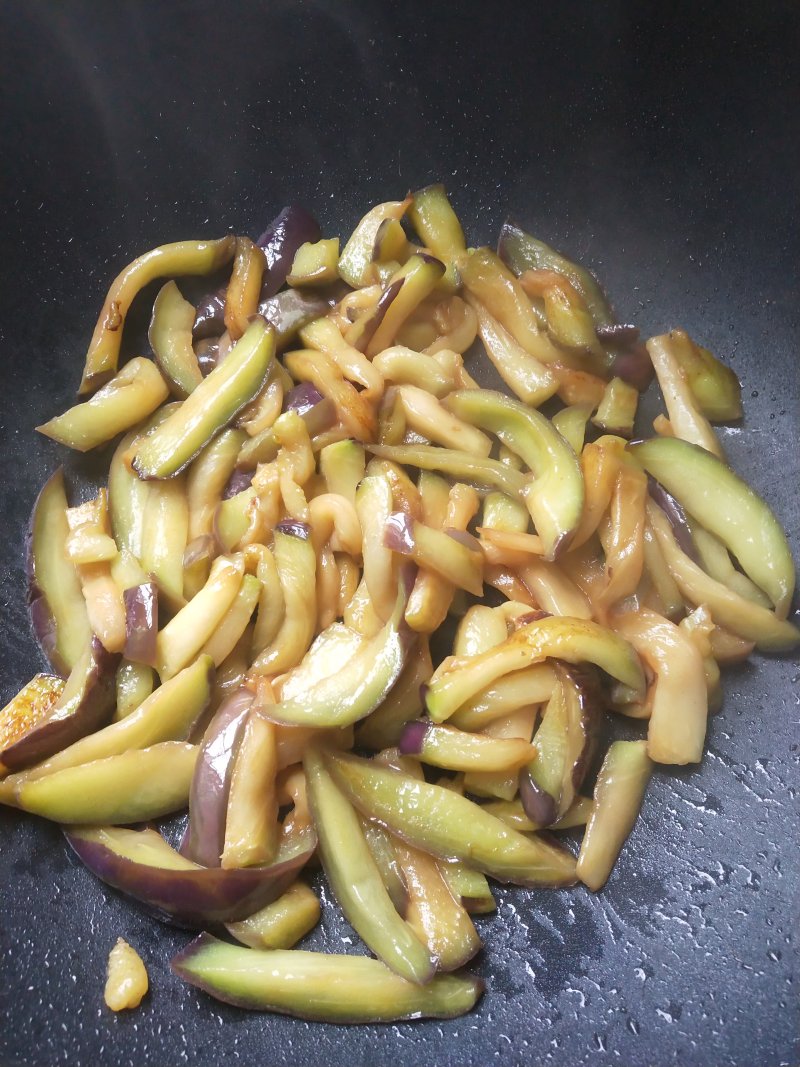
{"left": 1, "top": 185, "right": 796, "bottom": 1023}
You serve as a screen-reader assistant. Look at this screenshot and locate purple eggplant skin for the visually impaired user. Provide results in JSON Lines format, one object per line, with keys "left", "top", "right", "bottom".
{"left": 65, "top": 825, "right": 316, "bottom": 928}
{"left": 518, "top": 773, "right": 558, "bottom": 828}
{"left": 192, "top": 206, "right": 323, "bottom": 339}
{"left": 256, "top": 205, "right": 321, "bottom": 300}
{"left": 518, "top": 664, "right": 601, "bottom": 828}
{"left": 565, "top": 665, "right": 602, "bottom": 797}
{"left": 351, "top": 278, "right": 403, "bottom": 352}
{"left": 189, "top": 285, "right": 344, "bottom": 348}
{"left": 1, "top": 637, "right": 118, "bottom": 773}
{"left": 398, "top": 720, "right": 430, "bottom": 757}
{"left": 183, "top": 688, "right": 254, "bottom": 867}
{"left": 192, "top": 294, "right": 227, "bottom": 341}
{"left": 283, "top": 382, "right": 324, "bottom": 416}
{"left": 123, "top": 583, "right": 159, "bottom": 667}
{"left": 27, "top": 589, "right": 60, "bottom": 676}
{"left": 222, "top": 469, "right": 254, "bottom": 500}
{"left": 274, "top": 519, "right": 312, "bottom": 541}
{"left": 258, "top": 285, "right": 347, "bottom": 351}
{"left": 645, "top": 475, "right": 698, "bottom": 561}
{"left": 602, "top": 333, "right": 654, "bottom": 393}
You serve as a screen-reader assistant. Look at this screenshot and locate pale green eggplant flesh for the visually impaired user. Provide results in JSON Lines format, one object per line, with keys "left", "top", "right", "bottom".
{"left": 338, "top": 199, "right": 409, "bottom": 289}
{"left": 303, "top": 748, "right": 435, "bottom": 984}
{"left": 79, "top": 236, "right": 235, "bottom": 394}
{"left": 646, "top": 501, "right": 799, "bottom": 651}
{"left": 114, "top": 660, "right": 155, "bottom": 720}
{"left": 27, "top": 469, "right": 92, "bottom": 675}
{"left": 591, "top": 377, "right": 638, "bottom": 437}
{"left": 171, "top": 934, "right": 482, "bottom": 1021}
{"left": 407, "top": 184, "right": 466, "bottom": 289}
{"left": 14, "top": 742, "right": 198, "bottom": 823}
{"left": 361, "top": 818, "right": 408, "bottom": 914}
{"left": 481, "top": 492, "right": 530, "bottom": 534}
{"left": 286, "top": 238, "right": 340, "bottom": 287}
{"left": 264, "top": 581, "right": 413, "bottom": 728}
{"left": 630, "top": 436, "right": 795, "bottom": 616}
{"left": 140, "top": 472, "right": 189, "bottom": 610}
{"left": 250, "top": 528, "right": 317, "bottom": 673}
{"left": 319, "top": 439, "right": 366, "bottom": 503}
{"left": 133, "top": 318, "right": 274, "bottom": 479}
{"left": 426, "top": 616, "right": 645, "bottom": 723}
{"left": 367, "top": 443, "right": 529, "bottom": 498}
{"left": 327, "top": 752, "right": 577, "bottom": 887}
{"left": 156, "top": 557, "right": 244, "bottom": 679}
{"left": 577, "top": 740, "right": 652, "bottom": 890}
{"left": 497, "top": 221, "right": 615, "bottom": 329}
{"left": 108, "top": 405, "right": 176, "bottom": 558}
{"left": 444, "top": 389, "right": 583, "bottom": 559}
{"left": 440, "top": 863, "right": 496, "bottom": 915}
{"left": 4, "top": 655, "right": 213, "bottom": 789}
{"left": 37, "top": 358, "right": 169, "bottom": 451}
{"left": 663, "top": 329, "right": 742, "bottom": 421}
{"left": 149, "top": 280, "right": 205, "bottom": 397}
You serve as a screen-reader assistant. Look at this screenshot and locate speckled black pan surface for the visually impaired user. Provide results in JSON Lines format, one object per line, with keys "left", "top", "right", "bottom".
{"left": 0, "top": 2, "right": 798, "bottom": 1065}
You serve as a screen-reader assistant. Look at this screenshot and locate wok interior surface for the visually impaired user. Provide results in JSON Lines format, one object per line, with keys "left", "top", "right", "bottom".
{"left": 0, "top": 2, "right": 797, "bottom": 1065}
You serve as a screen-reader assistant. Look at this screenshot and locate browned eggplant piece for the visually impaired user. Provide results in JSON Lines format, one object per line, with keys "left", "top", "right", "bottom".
{"left": 0, "top": 674, "right": 65, "bottom": 775}
{"left": 0, "top": 638, "right": 117, "bottom": 773}
{"left": 497, "top": 221, "right": 615, "bottom": 329}
{"left": 193, "top": 206, "right": 322, "bottom": 338}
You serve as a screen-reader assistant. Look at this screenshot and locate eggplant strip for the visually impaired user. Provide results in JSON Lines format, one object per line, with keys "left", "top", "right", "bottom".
{"left": 79, "top": 236, "right": 235, "bottom": 394}
{"left": 171, "top": 934, "right": 481, "bottom": 1022}
{"left": 646, "top": 501, "right": 799, "bottom": 651}
{"left": 304, "top": 747, "right": 434, "bottom": 984}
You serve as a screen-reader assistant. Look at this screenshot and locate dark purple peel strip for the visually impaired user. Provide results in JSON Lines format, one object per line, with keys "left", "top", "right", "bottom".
{"left": 284, "top": 383, "right": 324, "bottom": 416}
{"left": 398, "top": 720, "right": 430, "bottom": 756}
{"left": 646, "top": 476, "right": 698, "bottom": 560}
{"left": 257, "top": 205, "right": 321, "bottom": 300}
{"left": 384, "top": 512, "right": 415, "bottom": 554}
{"left": 123, "top": 583, "right": 159, "bottom": 666}
{"left": 222, "top": 469, "right": 254, "bottom": 500}
{"left": 518, "top": 768, "right": 558, "bottom": 828}
{"left": 183, "top": 688, "right": 255, "bottom": 867}
{"left": 274, "top": 519, "right": 312, "bottom": 541}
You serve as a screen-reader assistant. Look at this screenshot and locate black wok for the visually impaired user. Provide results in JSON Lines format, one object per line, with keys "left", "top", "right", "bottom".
{"left": 0, "top": 2, "right": 797, "bottom": 1065}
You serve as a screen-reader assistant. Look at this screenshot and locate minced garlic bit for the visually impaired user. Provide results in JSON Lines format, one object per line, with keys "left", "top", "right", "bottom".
{"left": 104, "top": 937, "right": 149, "bottom": 1011}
